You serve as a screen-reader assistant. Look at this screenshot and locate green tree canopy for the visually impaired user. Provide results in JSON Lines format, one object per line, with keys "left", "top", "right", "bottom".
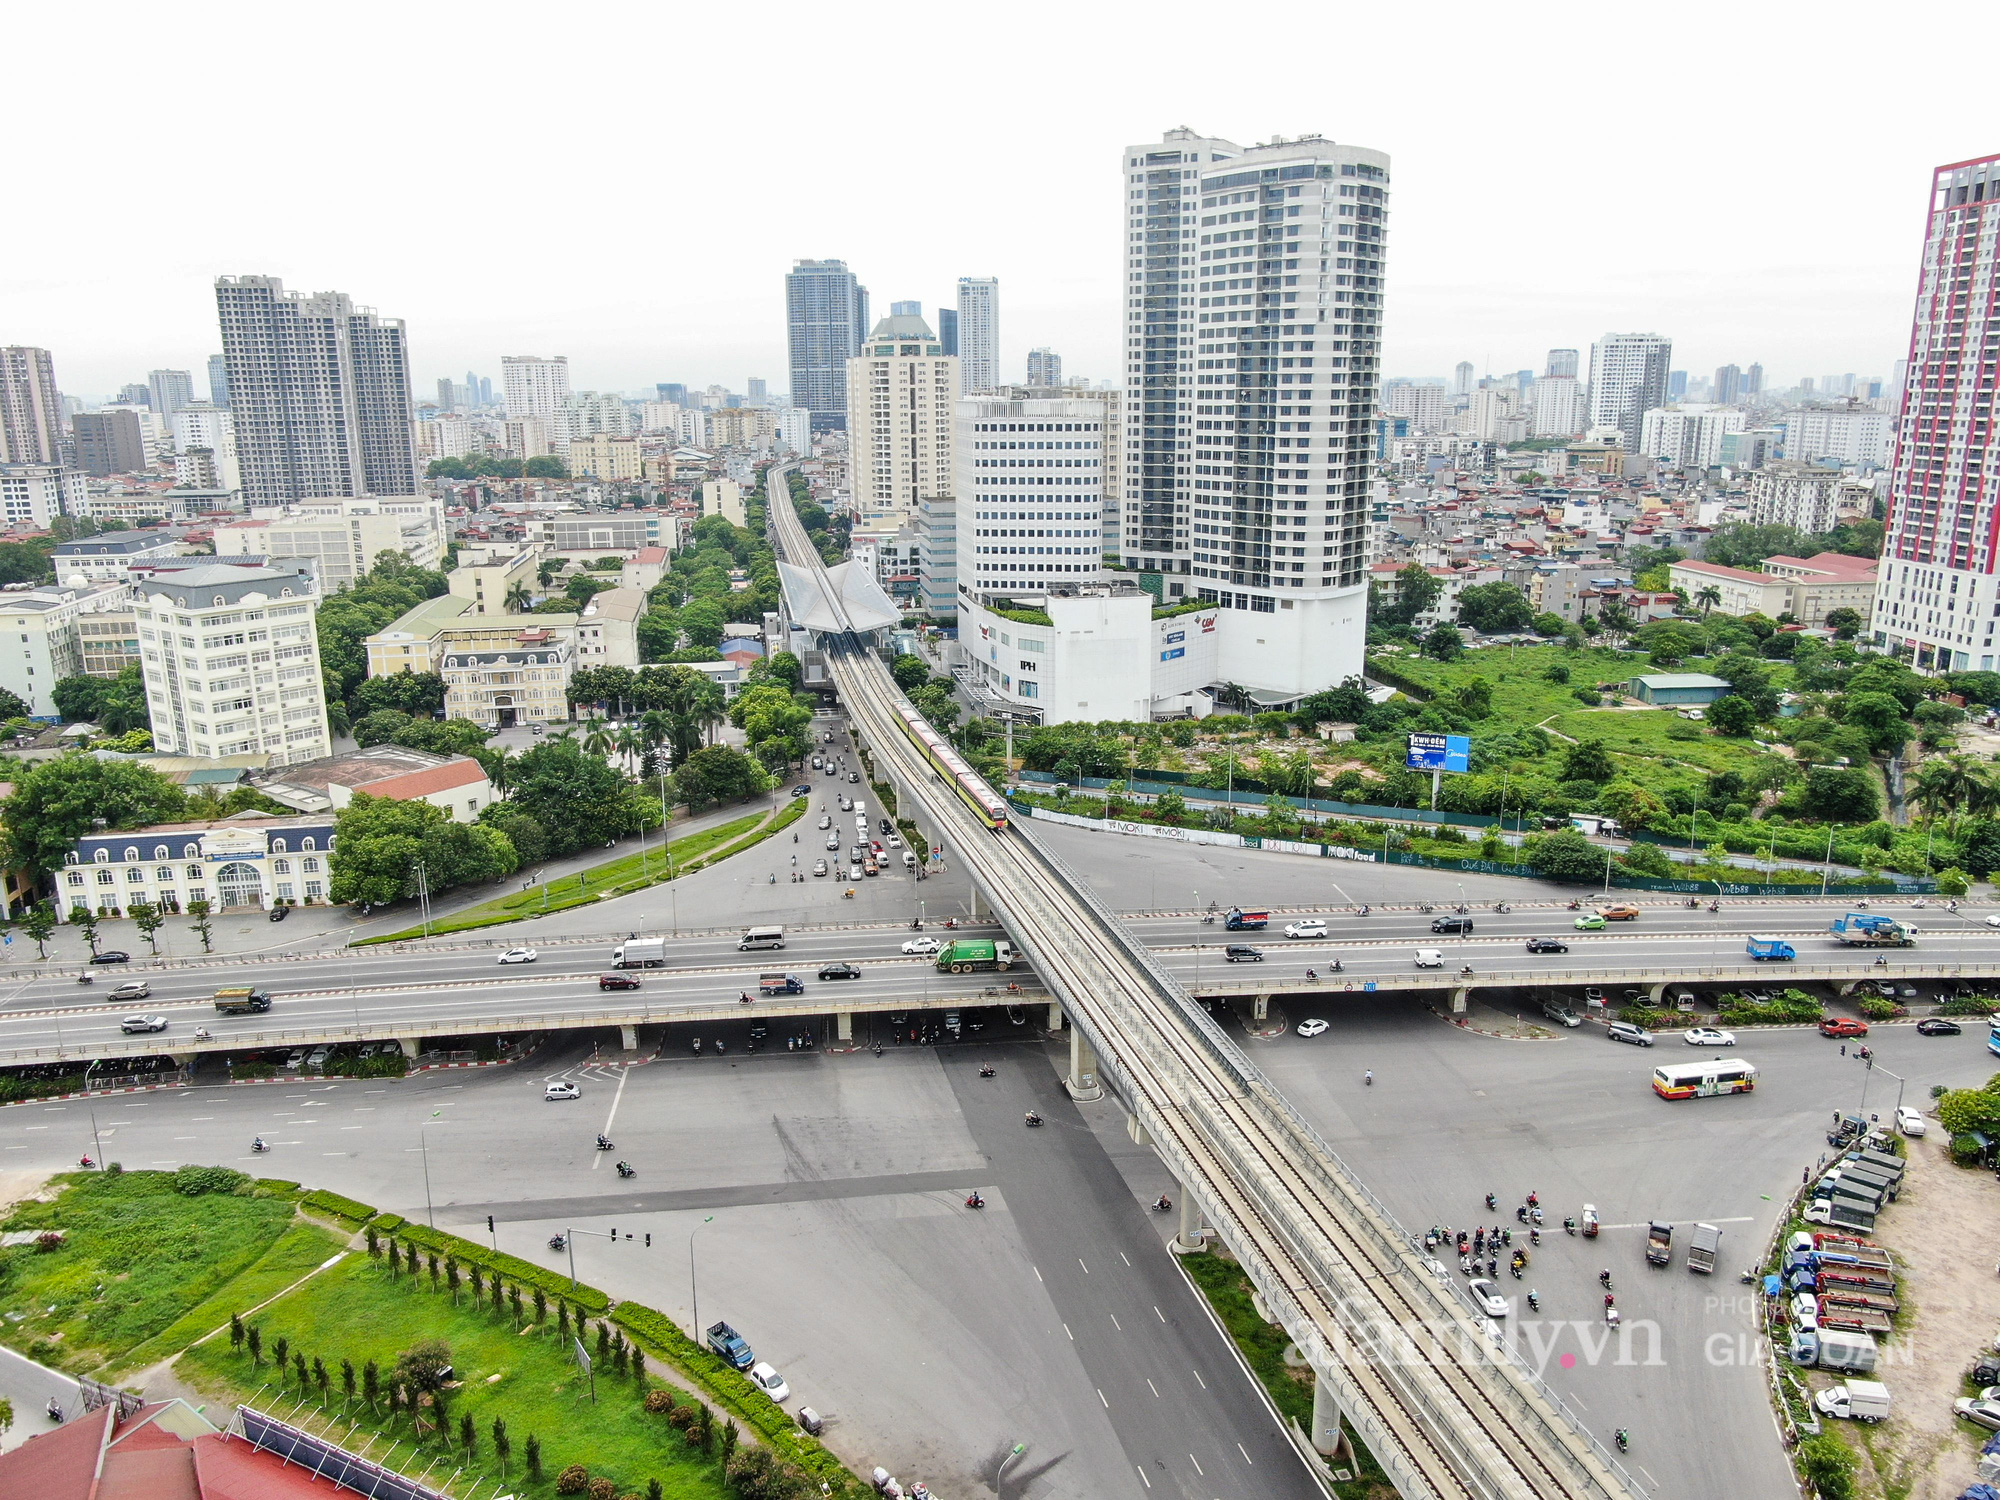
{"left": 327, "top": 794, "right": 518, "bottom": 906}
{"left": 350, "top": 672, "right": 445, "bottom": 720}
{"left": 504, "top": 737, "right": 637, "bottom": 855}
{"left": 1527, "top": 827, "right": 1606, "bottom": 881}
{"left": 1454, "top": 582, "right": 1533, "bottom": 635}
{"left": 1, "top": 754, "right": 189, "bottom": 873}
{"left": 674, "top": 744, "right": 770, "bottom": 810}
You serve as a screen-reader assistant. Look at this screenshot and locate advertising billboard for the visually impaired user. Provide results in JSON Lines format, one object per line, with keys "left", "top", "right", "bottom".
{"left": 1405, "top": 732, "right": 1471, "bottom": 774}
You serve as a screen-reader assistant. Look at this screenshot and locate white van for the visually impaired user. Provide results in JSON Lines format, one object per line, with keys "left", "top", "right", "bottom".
{"left": 1415, "top": 949, "right": 1444, "bottom": 969}
{"left": 738, "top": 925, "right": 786, "bottom": 951}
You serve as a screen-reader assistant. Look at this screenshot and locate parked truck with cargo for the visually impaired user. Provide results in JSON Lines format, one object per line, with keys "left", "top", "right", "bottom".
{"left": 1792, "top": 1328, "right": 1879, "bottom": 1373}
{"left": 213, "top": 986, "right": 272, "bottom": 1015}
{"left": 1829, "top": 913, "right": 1917, "bottom": 947}
{"left": 1817, "top": 1302, "right": 1894, "bottom": 1335}
{"left": 1225, "top": 909, "right": 1269, "bottom": 931}
{"left": 1745, "top": 935, "right": 1797, "bottom": 961}
{"left": 935, "top": 939, "right": 1016, "bottom": 974}
{"left": 1645, "top": 1221, "right": 1673, "bottom": 1265}
{"left": 1804, "top": 1197, "right": 1878, "bottom": 1232}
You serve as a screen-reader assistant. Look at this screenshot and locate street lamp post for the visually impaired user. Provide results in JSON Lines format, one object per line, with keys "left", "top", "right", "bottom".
{"left": 690, "top": 1215, "right": 714, "bottom": 1336}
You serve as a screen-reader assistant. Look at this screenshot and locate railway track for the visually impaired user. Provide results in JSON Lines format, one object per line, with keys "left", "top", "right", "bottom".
{"left": 765, "top": 465, "right": 1640, "bottom": 1500}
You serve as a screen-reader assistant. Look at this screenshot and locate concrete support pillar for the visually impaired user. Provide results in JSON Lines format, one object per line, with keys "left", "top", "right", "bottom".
{"left": 1175, "top": 1193, "right": 1207, "bottom": 1253}
{"left": 397, "top": 1038, "right": 420, "bottom": 1059}
{"left": 1450, "top": 986, "right": 1470, "bottom": 1015}
{"left": 1311, "top": 1369, "right": 1349, "bottom": 1459}
{"left": 168, "top": 1051, "right": 195, "bottom": 1070}
{"left": 836, "top": 1011, "right": 853, "bottom": 1042}
{"left": 1065, "top": 1026, "right": 1102, "bottom": 1101}
{"left": 1047, "top": 1000, "right": 1064, "bottom": 1031}
{"left": 1125, "top": 1109, "right": 1150, "bottom": 1147}
{"left": 967, "top": 882, "right": 984, "bottom": 921}
{"left": 619, "top": 1025, "right": 639, "bottom": 1051}
{"left": 1648, "top": 982, "right": 1667, "bottom": 1006}
{"left": 1252, "top": 993, "right": 1269, "bottom": 1022}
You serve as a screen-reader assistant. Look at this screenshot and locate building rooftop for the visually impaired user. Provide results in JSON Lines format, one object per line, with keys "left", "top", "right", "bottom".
{"left": 1631, "top": 673, "right": 1731, "bottom": 690}
{"left": 50, "top": 531, "right": 177, "bottom": 555}
{"left": 580, "top": 586, "right": 645, "bottom": 623}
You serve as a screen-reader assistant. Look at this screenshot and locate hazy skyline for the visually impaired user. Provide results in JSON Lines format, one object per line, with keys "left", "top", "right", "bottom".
{"left": 6, "top": 3, "right": 1989, "bottom": 401}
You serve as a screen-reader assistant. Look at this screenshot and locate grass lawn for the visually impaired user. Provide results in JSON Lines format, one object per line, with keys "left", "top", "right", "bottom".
{"left": 177, "top": 1250, "right": 736, "bottom": 1499}
{"left": 118, "top": 1217, "right": 347, "bottom": 1373}
{"left": 1372, "top": 643, "right": 1652, "bottom": 724}
{"left": 368, "top": 798, "right": 807, "bottom": 943}
{"left": 0, "top": 1169, "right": 304, "bottom": 1375}
{"left": 1543, "top": 707, "right": 1781, "bottom": 776}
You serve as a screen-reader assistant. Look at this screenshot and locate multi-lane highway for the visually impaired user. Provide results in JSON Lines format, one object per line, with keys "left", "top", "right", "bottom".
{"left": 4, "top": 898, "right": 1992, "bottom": 1064}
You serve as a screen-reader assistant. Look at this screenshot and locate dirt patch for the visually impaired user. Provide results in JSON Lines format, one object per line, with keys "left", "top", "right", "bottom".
{"left": 0, "top": 1168, "right": 56, "bottom": 1218}
{"left": 1819, "top": 1127, "right": 2000, "bottom": 1498}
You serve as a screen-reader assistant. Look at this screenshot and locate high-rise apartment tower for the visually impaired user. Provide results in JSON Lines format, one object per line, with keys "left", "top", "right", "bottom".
{"left": 148, "top": 369, "right": 194, "bottom": 419}
{"left": 846, "top": 312, "right": 956, "bottom": 527}
{"left": 956, "top": 278, "right": 999, "bottom": 394}
{"left": 1587, "top": 333, "right": 1674, "bottom": 451}
{"left": 1, "top": 346, "right": 65, "bottom": 464}
{"left": 1546, "top": 348, "right": 1579, "bottom": 380}
{"left": 1026, "top": 348, "right": 1062, "bottom": 387}
{"left": 1872, "top": 152, "right": 2000, "bottom": 671}
{"left": 206, "top": 353, "right": 230, "bottom": 408}
{"left": 501, "top": 356, "right": 571, "bottom": 419}
{"left": 1123, "top": 127, "right": 1382, "bottom": 698}
{"left": 787, "top": 260, "right": 869, "bottom": 432}
{"left": 214, "top": 276, "right": 419, "bottom": 502}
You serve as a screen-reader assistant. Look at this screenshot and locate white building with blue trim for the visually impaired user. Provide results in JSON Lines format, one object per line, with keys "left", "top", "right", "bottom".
{"left": 60, "top": 814, "right": 337, "bottom": 920}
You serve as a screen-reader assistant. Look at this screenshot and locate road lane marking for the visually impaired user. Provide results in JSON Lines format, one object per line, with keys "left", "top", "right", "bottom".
{"left": 593, "top": 1065, "right": 631, "bottom": 1171}
{"left": 1137, "top": 1466, "right": 1150, "bottom": 1488}
{"left": 1120, "top": 1251, "right": 1131, "bottom": 1266}
{"left": 1079, "top": 1258, "right": 1089, "bottom": 1274}
{"left": 24, "top": 1125, "right": 46, "bottom": 1131}
{"left": 1033, "top": 1266, "right": 1043, "bottom": 1282}
{"left": 1097, "top": 1388, "right": 1108, "bottom": 1408}
{"left": 1192, "top": 1368, "right": 1206, "bottom": 1388}
{"left": 1110, "top": 1313, "right": 1122, "bottom": 1331}
{"left": 1154, "top": 1306, "right": 1165, "bottom": 1322}
{"left": 1599, "top": 1216, "right": 1753, "bottom": 1230}
{"left": 1147, "top": 1379, "right": 1160, "bottom": 1397}
{"left": 1189, "top": 1453, "right": 1203, "bottom": 1476}
{"left": 1237, "top": 1443, "right": 1252, "bottom": 1464}
{"left": 1063, "top": 1323, "right": 1073, "bottom": 1341}
{"left": 341, "top": 1126, "right": 364, "bottom": 1131}
{"left": 174, "top": 1136, "right": 198, "bottom": 1141}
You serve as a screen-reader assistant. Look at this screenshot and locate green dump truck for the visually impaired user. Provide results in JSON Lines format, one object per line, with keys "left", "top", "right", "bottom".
{"left": 934, "top": 938, "right": 1016, "bottom": 974}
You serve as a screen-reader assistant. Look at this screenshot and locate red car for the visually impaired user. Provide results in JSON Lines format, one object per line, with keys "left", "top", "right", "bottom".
{"left": 1819, "top": 1017, "right": 1869, "bottom": 1039}
{"left": 598, "top": 974, "right": 642, "bottom": 991}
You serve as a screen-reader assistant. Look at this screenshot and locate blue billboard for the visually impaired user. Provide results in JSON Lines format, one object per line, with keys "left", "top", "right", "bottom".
{"left": 1405, "top": 732, "right": 1471, "bottom": 773}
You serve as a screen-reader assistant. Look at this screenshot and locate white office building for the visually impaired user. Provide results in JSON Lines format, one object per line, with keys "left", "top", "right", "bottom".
{"left": 1125, "top": 128, "right": 1381, "bottom": 702}
{"left": 0, "top": 464, "right": 85, "bottom": 527}
{"left": 847, "top": 312, "right": 957, "bottom": 528}
{"left": 134, "top": 562, "right": 330, "bottom": 763}
{"left": 502, "top": 356, "right": 572, "bottom": 418}
{"left": 956, "top": 277, "right": 999, "bottom": 394}
{"left": 955, "top": 391, "right": 1108, "bottom": 601}
{"left": 1638, "top": 404, "right": 1746, "bottom": 469}
{"left": 1587, "top": 333, "right": 1674, "bottom": 452}
{"left": 169, "top": 404, "right": 240, "bottom": 490}
{"left": 1748, "top": 460, "right": 1845, "bottom": 532}
{"left": 213, "top": 496, "right": 445, "bottom": 586}
{"left": 1785, "top": 405, "right": 1894, "bottom": 470}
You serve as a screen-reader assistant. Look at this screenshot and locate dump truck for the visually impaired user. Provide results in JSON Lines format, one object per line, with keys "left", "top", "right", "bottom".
{"left": 1822, "top": 1288, "right": 1900, "bottom": 1314}
{"left": 213, "top": 986, "right": 272, "bottom": 1015}
{"left": 1686, "top": 1222, "right": 1722, "bottom": 1274}
{"left": 1745, "top": 935, "right": 1797, "bottom": 961}
{"left": 934, "top": 938, "right": 1016, "bottom": 974}
{"left": 1645, "top": 1221, "right": 1673, "bottom": 1265}
{"left": 1793, "top": 1232, "right": 1893, "bottom": 1272}
{"left": 610, "top": 937, "right": 668, "bottom": 969}
{"left": 1829, "top": 912, "right": 1916, "bottom": 947}
{"left": 705, "top": 1321, "right": 754, "bottom": 1370}
{"left": 1818, "top": 1266, "right": 1898, "bottom": 1297}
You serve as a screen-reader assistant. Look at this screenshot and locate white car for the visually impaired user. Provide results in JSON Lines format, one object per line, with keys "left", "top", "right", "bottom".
{"left": 544, "top": 1081, "right": 580, "bottom": 1101}
{"left": 305, "top": 1046, "right": 329, "bottom": 1070}
{"left": 1296, "top": 1018, "right": 1329, "bottom": 1038}
{"left": 1284, "top": 919, "right": 1328, "bottom": 939}
{"left": 1791, "top": 1292, "right": 1819, "bottom": 1332}
{"left": 498, "top": 947, "right": 538, "bottom": 965}
{"left": 818, "top": 815, "right": 832, "bottom": 830}
{"left": 827, "top": 836, "right": 840, "bottom": 851}
{"left": 748, "top": 1361, "right": 790, "bottom": 1402}
{"left": 1986, "top": 914, "right": 2000, "bottom": 929}
{"left": 1682, "top": 1027, "right": 1737, "bottom": 1047}
{"left": 887, "top": 833, "right": 902, "bottom": 848}
{"left": 812, "top": 858, "right": 828, "bottom": 877}
{"left": 1896, "top": 1105, "right": 1928, "bottom": 1137}
{"left": 902, "top": 937, "right": 941, "bottom": 955}
{"left": 1467, "top": 1278, "right": 1509, "bottom": 1317}
{"left": 285, "top": 1048, "right": 307, "bottom": 1071}
{"left": 119, "top": 1013, "right": 168, "bottom": 1034}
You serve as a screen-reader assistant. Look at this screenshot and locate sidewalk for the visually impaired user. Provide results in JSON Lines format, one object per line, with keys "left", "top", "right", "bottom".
{"left": 9, "top": 792, "right": 785, "bottom": 970}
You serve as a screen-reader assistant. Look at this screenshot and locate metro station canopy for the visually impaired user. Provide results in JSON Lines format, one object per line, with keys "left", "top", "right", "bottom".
{"left": 777, "top": 558, "right": 900, "bottom": 635}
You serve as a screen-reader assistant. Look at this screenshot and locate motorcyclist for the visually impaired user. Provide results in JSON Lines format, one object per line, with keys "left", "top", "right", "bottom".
{"left": 1156, "top": 1194, "right": 1172, "bottom": 1213}
{"left": 596, "top": 1134, "right": 612, "bottom": 1150}
{"left": 46, "top": 1397, "right": 63, "bottom": 1423}
{"left": 1599, "top": 1269, "right": 1613, "bottom": 1288}
{"left": 966, "top": 1191, "right": 984, "bottom": 1209}
{"left": 1527, "top": 1289, "right": 1540, "bottom": 1311}
{"left": 1305, "top": 968, "right": 1317, "bottom": 980}
{"left": 1024, "top": 1110, "right": 1042, "bottom": 1126}
{"left": 1614, "top": 1428, "right": 1629, "bottom": 1453}
{"left": 252, "top": 1136, "right": 267, "bottom": 1152}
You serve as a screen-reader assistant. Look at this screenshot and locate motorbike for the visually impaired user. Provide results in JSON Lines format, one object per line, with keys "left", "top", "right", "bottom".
{"left": 1485, "top": 1192, "right": 1498, "bottom": 1211}
{"left": 193, "top": 1027, "right": 212, "bottom": 1042}
{"left": 842, "top": 888, "right": 856, "bottom": 900}
{"left": 1494, "top": 902, "right": 1511, "bottom": 913}
{"left": 911, "top": 918, "right": 924, "bottom": 930}
{"left": 1708, "top": 900, "right": 1721, "bottom": 913}
{"left": 1566, "top": 899, "right": 1581, "bottom": 910}
{"left": 1200, "top": 912, "right": 1216, "bottom": 925}
{"left": 965, "top": 1193, "right": 984, "bottom": 1210}
{"left": 1529, "top": 1228, "right": 1541, "bottom": 1245}
{"left": 78, "top": 1155, "right": 94, "bottom": 1169}
{"left": 615, "top": 1161, "right": 635, "bottom": 1179}
{"left": 76, "top": 973, "right": 92, "bottom": 985}
{"left": 1305, "top": 969, "right": 1318, "bottom": 981}
{"left": 596, "top": 1137, "right": 615, "bottom": 1151}
{"left": 979, "top": 1064, "right": 995, "bottom": 1078}
{"left": 1684, "top": 897, "right": 1698, "bottom": 908}
{"left": 1564, "top": 1217, "right": 1576, "bottom": 1235}
{"left": 1527, "top": 1290, "right": 1540, "bottom": 1312}
{"left": 46, "top": 1399, "right": 63, "bottom": 1424}
{"left": 1330, "top": 959, "right": 1343, "bottom": 973}
{"left": 943, "top": 917, "right": 957, "bottom": 929}
{"left": 739, "top": 992, "right": 754, "bottom": 1004}
{"left": 1599, "top": 1270, "right": 1613, "bottom": 1290}
{"left": 549, "top": 1234, "right": 567, "bottom": 1252}
{"left": 1739, "top": 1268, "right": 1761, "bottom": 1285}
{"left": 715, "top": 1039, "right": 725, "bottom": 1055}
{"left": 251, "top": 1139, "right": 269, "bottom": 1153}
{"left": 1356, "top": 904, "right": 1371, "bottom": 916}
{"left": 1024, "top": 1112, "right": 1043, "bottom": 1127}
{"left": 1526, "top": 1191, "right": 1539, "bottom": 1208}
{"left": 1614, "top": 1429, "right": 1629, "bottom": 1453}
{"left": 1153, "top": 1196, "right": 1173, "bottom": 1214}
{"left": 691, "top": 1037, "right": 703, "bottom": 1054}
{"left": 1515, "top": 1205, "right": 1529, "bottom": 1224}
{"left": 1417, "top": 902, "right": 1434, "bottom": 913}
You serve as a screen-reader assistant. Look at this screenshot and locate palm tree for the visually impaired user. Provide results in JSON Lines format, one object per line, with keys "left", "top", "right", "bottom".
{"left": 503, "top": 581, "right": 533, "bottom": 613}
{"left": 1695, "top": 585, "right": 1722, "bottom": 617}
{"left": 1914, "top": 753, "right": 1987, "bottom": 823}
{"left": 580, "top": 718, "right": 613, "bottom": 758}
{"left": 614, "top": 722, "right": 645, "bottom": 771}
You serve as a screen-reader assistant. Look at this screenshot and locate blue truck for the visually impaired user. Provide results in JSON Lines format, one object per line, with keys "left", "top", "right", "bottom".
{"left": 1225, "top": 909, "right": 1269, "bottom": 931}
{"left": 1829, "top": 913, "right": 1916, "bottom": 947}
{"left": 1746, "top": 935, "right": 1796, "bottom": 961}
{"left": 705, "top": 1321, "right": 754, "bottom": 1370}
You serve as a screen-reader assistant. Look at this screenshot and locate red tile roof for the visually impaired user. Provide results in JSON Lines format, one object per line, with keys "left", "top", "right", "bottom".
{"left": 362, "top": 759, "right": 489, "bottom": 799}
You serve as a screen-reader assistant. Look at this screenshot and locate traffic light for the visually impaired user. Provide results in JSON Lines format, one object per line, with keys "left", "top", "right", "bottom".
{"left": 487, "top": 1215, "right": 495, "bottom": 1234}
{"left": 610, "top": 1226, "right": 617, "bottom": 1241}
{"left": 644, "top": 1233, "right": 651, "bottom": 1247}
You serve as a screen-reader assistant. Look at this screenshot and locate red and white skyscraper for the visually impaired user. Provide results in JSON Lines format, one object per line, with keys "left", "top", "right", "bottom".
{"left": 1873, "top": 152, "right": 2000, "bottom": 672}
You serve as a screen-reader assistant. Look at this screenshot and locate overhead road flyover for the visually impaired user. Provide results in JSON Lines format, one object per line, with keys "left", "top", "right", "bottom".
{"left": 764, "top": 461, "right": 1641, "bottom": 1500}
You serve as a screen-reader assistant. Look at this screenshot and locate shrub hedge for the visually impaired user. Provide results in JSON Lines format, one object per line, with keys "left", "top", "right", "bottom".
{"left": 371, "top": 1212, "right": 406, "bottom": 1234}
{"left": 301, "top": 1188, "right": 377, "bottom": 1224}
{"left": 387, "top": 1224, "right": 609, "bottom": 1313}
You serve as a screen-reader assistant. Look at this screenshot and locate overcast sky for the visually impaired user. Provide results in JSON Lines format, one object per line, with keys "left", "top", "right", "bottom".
{"left": 8, "top": 2, "right": 1993, "bottom": 402}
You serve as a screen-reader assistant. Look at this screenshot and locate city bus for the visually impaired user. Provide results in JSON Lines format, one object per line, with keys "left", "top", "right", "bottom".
{"left": 1652, "top": 1059, "right": 1758, "bottom": 1100}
